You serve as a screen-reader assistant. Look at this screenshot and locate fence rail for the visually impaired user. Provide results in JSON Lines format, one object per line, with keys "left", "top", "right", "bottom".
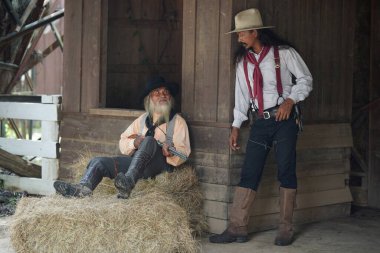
{"left": 0, "top": 95, "right": 61, "bottom": 195}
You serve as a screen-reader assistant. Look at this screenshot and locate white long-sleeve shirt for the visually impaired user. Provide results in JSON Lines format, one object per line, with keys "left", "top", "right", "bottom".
{"left": 232, "top": 47, "right": 313, "bottom": 128}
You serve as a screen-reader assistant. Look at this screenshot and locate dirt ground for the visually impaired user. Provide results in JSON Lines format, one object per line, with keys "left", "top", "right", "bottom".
{"left": 1, "top": 207, "right": 380, "bottom": 253}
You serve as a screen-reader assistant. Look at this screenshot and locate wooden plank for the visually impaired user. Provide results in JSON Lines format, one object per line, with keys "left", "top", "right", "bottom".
{"left": 194, "top": 0, "right": 219, "bottom": 121}
{"left": 203, "top": 199, "right": 228, "bottom": 219}
{"left": 0, "top": 102, "right": 60, "bottom": 121}
{"left": 206, "top": 217, "right": 228, "bottom": 234}
{"left": 0, "top": 138, "right": 59, "bottom": 158}
{"left": 0, "top": 175, "right": 56, "bottom": 195}
{"left": 189, "top": 125, "right": 230, "bottom": 154}
{"left": 195, "top": 165, "right": 230, "bottom": 185}
{"left": 238, "top": 123, "right": 353, "bottom": 153}
{"left": 247, "top": 187, "right": 352, "bottom": 217}
{"left": 191, "top": 151, "right": 229, "bottom": 168}
{"left": 200, "top": 183, "right": 229, "bottom": 202}
{"left": 60, "top": 138, "right": 120, "bottom": 156}
{"left": 253, "top": 173, "right": 348, "bottom": 199}
{"left": 181, "top": 0, "right": 196, "bottom": 120}
{"left": 41, "top": 158, "right": 59, "bottom": 180}
{"left": 217, "top": 0, "right": 233, "bottom": 123}
{"left": 368, "top": 0, "right": 380, "bottom": 208}
{"left": 350, "top": 186, "right": 368, "bottom": 207}
{"left": 89, "top": 108, "right": 144, "bottom": 118}
{"left": 99, "top": 0, "right": 109, "bottom": 108}
{"left": 205, "top": 173, "right": 348, "bottom": 202}
{"left": 206, "top": 203, "right": 351, "bottom": 234}
{"left": 41, "top": 95, "right": 62, "bottom": 104}
{"left": 0, "top": 148, "right": 41, "bottom": 178}
{"left": 230, "top": 159, "right": 350, "bottom": 185}
{"left": 231, "top": 147, "right": 350, "bottom": 168}
{"left": 60, "top": 113, "right": 134, "bottom": 141}
{"left": 62, "top": 0, "right": 83, "bottom": 112}
{"left": 247, "top": 202, "right": 351, "bottom": 233}
{"left": 41, "top": 121, "right": 60, "bottom": 142}
{"left": 81, "top": 0, "right": 102, "bottom": 112}
{"left": 207, "top": 203, "right": 351, "bottom": 234}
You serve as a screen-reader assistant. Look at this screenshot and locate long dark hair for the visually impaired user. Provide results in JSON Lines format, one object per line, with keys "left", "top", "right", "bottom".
{"left": 233, "top": 29, "right": 295, "bottom": 64}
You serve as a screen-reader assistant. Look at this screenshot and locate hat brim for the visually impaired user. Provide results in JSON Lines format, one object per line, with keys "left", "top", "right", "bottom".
{"left": 140, "top": 82, "right": 179, "bottom": 101}
{"left": 226, "top": 25, "right": 275, "bottom": 34}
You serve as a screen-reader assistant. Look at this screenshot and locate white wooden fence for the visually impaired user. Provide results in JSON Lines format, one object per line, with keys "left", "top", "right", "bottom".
{"left": 0, "top": 95, "right": 61, "bottom": 195}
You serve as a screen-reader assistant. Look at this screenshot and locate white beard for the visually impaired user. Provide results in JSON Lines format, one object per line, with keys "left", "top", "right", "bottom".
{"left": 148, "top": 99, "right": 172, "bottom": 124}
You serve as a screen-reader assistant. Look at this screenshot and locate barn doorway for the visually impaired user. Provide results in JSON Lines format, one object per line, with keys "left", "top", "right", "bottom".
{"left": 106, "top": 0, "right": 183, "bottom": 110}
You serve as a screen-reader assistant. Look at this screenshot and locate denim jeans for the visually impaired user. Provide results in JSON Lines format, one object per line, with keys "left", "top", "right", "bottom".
{"left": 238, "top": 117, "right": 299, "bottom": 191}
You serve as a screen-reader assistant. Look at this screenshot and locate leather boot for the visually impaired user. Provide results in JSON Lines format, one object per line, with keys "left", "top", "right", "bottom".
{"left": 114, "top": 150, "right": 151, "bottom": 199}
{"left": 54, "top": 181, "right": 92, "bottom": 197}
{"left": 274, "top": 187, "right": 297, "bottom": 246}
{"left": 209, "top": 187, "right": 256, "bottom": 243}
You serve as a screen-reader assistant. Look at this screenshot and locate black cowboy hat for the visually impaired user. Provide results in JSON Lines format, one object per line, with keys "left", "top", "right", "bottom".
{"left": 141, "top": 76, "right": 179, "bottom": 100}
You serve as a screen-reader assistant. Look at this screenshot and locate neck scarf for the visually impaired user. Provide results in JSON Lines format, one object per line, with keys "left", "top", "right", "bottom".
{"left": 145, "top": 110, "right": 176, "bottom": 137}
{"left": 245, "top": 46, "right": 271, "bottom": 115}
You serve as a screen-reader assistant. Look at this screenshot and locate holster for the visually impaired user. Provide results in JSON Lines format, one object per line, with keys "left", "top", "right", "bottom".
{"left": 294, "top": 103, "right": 303, "bottom": 132}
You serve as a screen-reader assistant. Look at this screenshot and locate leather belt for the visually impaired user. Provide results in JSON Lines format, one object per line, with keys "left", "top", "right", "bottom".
{"left": 254, "top": 106, "right": 279, "bottom": 120}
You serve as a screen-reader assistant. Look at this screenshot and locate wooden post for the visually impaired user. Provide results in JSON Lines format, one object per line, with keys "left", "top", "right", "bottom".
{"left": 368, "top": 0, "right": 380, "bottom": 208}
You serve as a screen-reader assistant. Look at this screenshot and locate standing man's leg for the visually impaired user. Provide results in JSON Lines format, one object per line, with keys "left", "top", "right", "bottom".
{"left": 273, "top": 118, "right": 298, "bottom": 246}
{"left": 114, "top": 136, "right": 167, "bottom": 198}
{"left": 210, "top": 120, "right": 273, "bottom": 243}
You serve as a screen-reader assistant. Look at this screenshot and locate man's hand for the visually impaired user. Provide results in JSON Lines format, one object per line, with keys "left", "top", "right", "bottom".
{"left": 275, "top": 98, "right": 295, "bottom": 121}
{"left": 229, "top": 127, "right": 240, "bottom": 151}
{"left": 162, "top": 142, "right": 174, "bottom": 157}
{"left": 133, "top": 135, "right": 145, "bottom": 149}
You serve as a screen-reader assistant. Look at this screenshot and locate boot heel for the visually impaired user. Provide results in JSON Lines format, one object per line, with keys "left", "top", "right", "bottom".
{"left": 235, "top": 236, "right": 249, "bottom": 243}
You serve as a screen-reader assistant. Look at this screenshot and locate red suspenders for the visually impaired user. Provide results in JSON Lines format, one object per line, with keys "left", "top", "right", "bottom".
{"left": 243, "top": 46, "right": 284, "bottom": 109}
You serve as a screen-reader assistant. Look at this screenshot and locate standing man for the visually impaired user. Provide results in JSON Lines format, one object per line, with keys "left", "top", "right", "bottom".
{"left": 209, "top": 8, "right": 312, "bottom": 246}
{"left": 54, "top": 76, "right": 191, "bottom": 199}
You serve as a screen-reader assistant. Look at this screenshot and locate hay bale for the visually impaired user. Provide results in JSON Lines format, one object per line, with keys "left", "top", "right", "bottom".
{"left": 131, "top": 166, "right": 208, "bottom": 235}
{"left": 71, "top": 151, "right": 207, "bottom": 235}
{"left": 11, "top": 192, "right": 199, "bottom": 253}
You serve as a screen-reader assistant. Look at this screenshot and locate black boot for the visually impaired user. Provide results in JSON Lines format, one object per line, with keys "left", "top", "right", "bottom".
{"left": 54, "top": 181, "right": 92, "bottom": 197}
{"left": 209, "top": 228, "right": 249, "bottom": 243}
{"left": 114, "top": 142, "right": 153, "bottom": 198}
{"left": 114, "top": 172, "right": 135, "bottom": 199}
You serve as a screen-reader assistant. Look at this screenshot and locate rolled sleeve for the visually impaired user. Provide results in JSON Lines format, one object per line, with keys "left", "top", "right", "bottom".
{"left": 232, "top": 62, "right": 250, "bottom": 128}
{"left": 119, "top": 115, "right": 144, "bottom": 155}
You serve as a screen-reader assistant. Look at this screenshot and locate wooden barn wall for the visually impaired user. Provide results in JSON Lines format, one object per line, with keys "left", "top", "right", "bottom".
{"left": 106, "top": 0, "right": 183, "bottom": 110}
{"left": 62, "top": 0, "right": 108, "bottom": 113}
{"left": 368, "top": 0, "right": 380, "bottom": 208}
{"left": 257, "top": 0, "right": 355, "bottom": 123}
{"left": 181, "top": 0, "right": 354, "bottom": 233}
{"left": 61, "top": 0, "right": 357, "bottom": 233}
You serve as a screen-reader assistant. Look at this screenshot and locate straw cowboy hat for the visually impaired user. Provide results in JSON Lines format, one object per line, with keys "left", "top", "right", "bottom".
{"left": 227, "top": 8, "right": 274, "bottom": 34}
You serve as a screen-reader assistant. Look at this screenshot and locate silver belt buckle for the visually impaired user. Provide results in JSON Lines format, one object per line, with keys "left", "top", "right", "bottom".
{"left": 263, "top": 111, "right": 270, "bottom": 119}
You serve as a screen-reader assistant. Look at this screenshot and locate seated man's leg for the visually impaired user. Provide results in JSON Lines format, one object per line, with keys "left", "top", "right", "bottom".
{"left": 114, "top": 136, "right": 167, "bottom": 198}
{"left": 54, "top": 156, "right": 132, "bottom": 197}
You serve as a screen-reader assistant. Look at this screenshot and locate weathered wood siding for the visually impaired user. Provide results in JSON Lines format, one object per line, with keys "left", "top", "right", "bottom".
{"left": 61, "top": 0, "right": 358, "bottom": 233}
{"left": 242, "top": 0, "right": 355, "bottom": 123}
{"left": 62, "top": 0, "right": 107, "bottom": 113}
{"left": 181, "top": 0, "right": 355, "bottom": 233}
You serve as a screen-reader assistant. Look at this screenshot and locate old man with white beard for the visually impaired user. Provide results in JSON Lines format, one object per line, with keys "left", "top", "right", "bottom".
{"left": 54, "top": 76, "right": 191, "bottom": 198}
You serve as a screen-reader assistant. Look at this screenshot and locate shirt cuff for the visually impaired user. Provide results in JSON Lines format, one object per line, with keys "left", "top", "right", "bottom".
{"left": 232, "top": 119, "right": 243, "bottom": 129}
{"left": 288, "top": 93, "right": 299, "bottom": 104}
